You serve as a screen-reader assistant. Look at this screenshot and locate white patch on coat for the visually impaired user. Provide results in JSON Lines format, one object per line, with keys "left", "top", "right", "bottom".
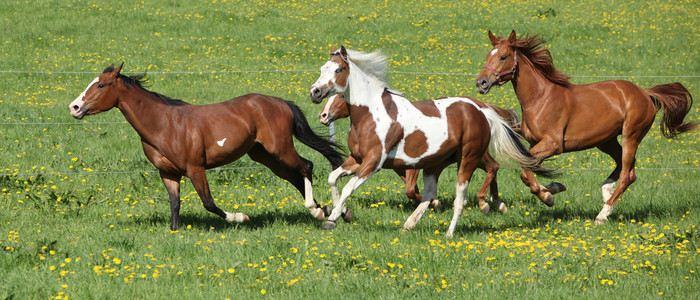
{"left": 490, "top": 48, "right": 499, "bottom": 56}
{"left": 216, "top": 138, "right": 227, "bottom": 147}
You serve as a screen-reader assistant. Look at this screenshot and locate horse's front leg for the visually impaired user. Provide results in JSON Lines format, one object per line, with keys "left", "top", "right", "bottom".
{"left": 323, "top": 155, "right": 383, "bottom": 230}
{"left": 159, "top": 171, "right": 182, "bottom": 231}
{"left": 520, "top": 138, "right": 564, "bottom": 206}
{"left": 326, "top": 157, "right": 359, "bottom": 219}
{"left": 187, "top": 167, "right": 249, "bottom": 224}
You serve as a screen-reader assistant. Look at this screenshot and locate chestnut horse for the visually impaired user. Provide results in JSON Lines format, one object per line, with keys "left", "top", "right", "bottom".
{"left": 318, "top": 93, "right": 523, "bottom": 213}
{"left": 69, "top": 64, "right": 345, "bottom": 230}
{"left": 310, "top": 47, "right": 552, "bottom": 236}
{"left": 476, "top": 31, "right": 697, "bottom": 225}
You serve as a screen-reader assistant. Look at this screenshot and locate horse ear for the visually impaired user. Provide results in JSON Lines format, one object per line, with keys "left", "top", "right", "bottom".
{"left": 340, "top": 46, "right": 348, "bottom": 60}
{"left": 331, "top": 46, "right": 338, "bottom": 53}
{"left": 507, "top": 30, "right": 517, "bottom": 44}
{"left": 114, "top": 63, "right": 124, "bottom": 74}
{"left": 488, "top": 30, "right": 498, "bottom": 46}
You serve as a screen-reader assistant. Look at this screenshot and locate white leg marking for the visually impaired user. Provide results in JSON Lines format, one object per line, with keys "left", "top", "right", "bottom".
{"left": 328, "top": 175, "right": 368, "bottom": 222}
{"left": 594, "top": 204, "right": 614, "bottom": 225}
{"left": 601, "top": 178, "right": 616, "bottom": 203}
{"left": 302, "top": 177, "right": 324, "bottom": 221}
{"left": 404, "top": 173, "right": 437, "bottom": 230}
{"left": 225, "top": 211, "right": 250, "bottom": 223}
{"left": 446, "top": 181, "right": 469, "bottom": 237}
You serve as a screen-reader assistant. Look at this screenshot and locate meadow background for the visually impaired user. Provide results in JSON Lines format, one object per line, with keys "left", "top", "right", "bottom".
{"left": 0, "top": 0, "right": 698, "bottom": 298}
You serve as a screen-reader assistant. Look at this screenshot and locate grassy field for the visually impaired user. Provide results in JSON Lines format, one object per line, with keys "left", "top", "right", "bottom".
{"left": 1, "top": 0, "right": 698, "bottom": 298}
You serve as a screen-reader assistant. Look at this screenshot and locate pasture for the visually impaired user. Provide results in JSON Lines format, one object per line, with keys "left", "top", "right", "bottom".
{"left": 1, "top": 0, "right": 698, "bottom": 298}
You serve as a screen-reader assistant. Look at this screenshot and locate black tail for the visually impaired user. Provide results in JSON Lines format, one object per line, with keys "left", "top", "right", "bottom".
{"left": 285, "top": 101, "right": 346, "bottom": 169}
{"left": 504, "top": 126, "right": 560, "bottom": 179}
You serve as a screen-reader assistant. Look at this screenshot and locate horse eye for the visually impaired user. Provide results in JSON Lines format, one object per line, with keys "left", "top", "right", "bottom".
{"left": 335, "top": 68, "right": 342, "bottom": 73}
{"left": 500, "top": 56, "right": 507, "bottom": 61}
{"left": 97, "top": 84, "right": 105, "bottom": 89}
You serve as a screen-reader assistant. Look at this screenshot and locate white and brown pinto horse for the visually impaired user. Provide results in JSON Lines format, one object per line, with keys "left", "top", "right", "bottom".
{"left": 310, "top": 47, "right": 552, "bottom": 236}
{"left": 476, "top": 31, "right": 697, "bottom": 225}
{"left": 318, "top": 93, "right": 523, "bottom": 212}
{"left": 69, "top": 64, "right": 345, "bottom": 230}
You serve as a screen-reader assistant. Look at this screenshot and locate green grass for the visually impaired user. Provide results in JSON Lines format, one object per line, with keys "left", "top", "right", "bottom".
{"left": 1, "top": 0, "right": 698, "bottom": 298}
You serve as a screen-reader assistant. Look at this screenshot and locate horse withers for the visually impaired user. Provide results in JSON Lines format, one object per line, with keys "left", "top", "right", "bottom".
{"left": 69, "top": 64, "right": 345, "bottom": 230}
{"left": 476, "top": 31, "right": 697, "bottom": 225}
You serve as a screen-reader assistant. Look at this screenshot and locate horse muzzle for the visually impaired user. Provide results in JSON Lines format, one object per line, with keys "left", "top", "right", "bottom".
{"left": 475, "top": 76, "right": 495, "bottom": 94}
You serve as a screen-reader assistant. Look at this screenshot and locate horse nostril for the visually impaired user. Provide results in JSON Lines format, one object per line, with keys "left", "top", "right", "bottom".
{"left": 72, "top": 105, "right": 80, "bottom": 111}
{"left": 321, "top": 112, "right": 327, "bottom": 118}
{"left": 312, "top": 88, "right": 321, "bottom": 97}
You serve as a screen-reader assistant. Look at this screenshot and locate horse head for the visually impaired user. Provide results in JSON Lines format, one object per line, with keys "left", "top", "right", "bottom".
{"left": 69, "top": 63, "right": 124, "bottom": 119}
{"left": 476, "top": 30, "right": 519, "bottom": 94}
{"left": 318, "top": 94, "right": 348, "bottom": 126}
{"left": 309, "top": 46, "right": 350, "bottom": 103}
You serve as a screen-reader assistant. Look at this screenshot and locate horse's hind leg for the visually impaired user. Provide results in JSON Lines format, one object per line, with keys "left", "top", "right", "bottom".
{"left": 188, "top": 167, "right": 249, "bottom": 224}
{"left": 595, "top": 136, "right": 642, "bottom": 225}
{"left": 478, "top": 153, "right": 507, "bottom": 214}
{"left": 395, "top": 169, "right": 422, "bottom": 205}
{"left": 159, "top": 171, "right": 182, "bottom": 231}
{"left": 597, "top": 139, "right": 623, "bottom": 203}
{"left": 247, "top": 144, "right": 325, "bottom": 222}
{"left": 446, "top": 159, "right": 479, "bottom": 237}
{"left": 403, "top": 166, "right": 444, "bottom": 230}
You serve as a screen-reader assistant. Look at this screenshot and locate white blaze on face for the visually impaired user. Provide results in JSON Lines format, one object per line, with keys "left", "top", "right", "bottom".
{"left": 69, "top": 77, "right": 99, "bottom": 118}
{"left": 490, "top": 48, "right": 499, "bottom": 57}
{"left": 311, "top": 61, "right": 343, "bottom": 96}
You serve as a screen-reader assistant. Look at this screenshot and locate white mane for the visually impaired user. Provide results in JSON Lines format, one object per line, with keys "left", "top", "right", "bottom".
{"left": 345, "top": 49, "right": 402, "bottom": 96}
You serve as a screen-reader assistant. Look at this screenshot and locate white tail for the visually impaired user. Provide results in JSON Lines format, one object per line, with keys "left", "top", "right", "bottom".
{"left": 480, "top": 108, "right": 541, "bottom": 171}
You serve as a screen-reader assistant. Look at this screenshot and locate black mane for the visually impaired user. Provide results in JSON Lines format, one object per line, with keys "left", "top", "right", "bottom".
{"left": 103, "top": 66, "right": 188, "bottom": 106}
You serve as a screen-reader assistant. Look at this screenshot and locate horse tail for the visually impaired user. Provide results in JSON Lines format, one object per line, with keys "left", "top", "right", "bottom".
{"left": 284, "top": 101, "right": 346, "bottom": 169}
{"left": 644, "top": 82, "right": 698, "bottom": 139}
{"left": 481, "top": 108, "right": 557, "bottom": 178}
{"left": 480, "top": 102, "right": 522, "bottom": 134}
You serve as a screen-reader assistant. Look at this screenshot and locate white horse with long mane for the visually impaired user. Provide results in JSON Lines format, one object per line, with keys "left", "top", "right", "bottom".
{"left": 309, "top": 46, "right": 553, "bottom": 236}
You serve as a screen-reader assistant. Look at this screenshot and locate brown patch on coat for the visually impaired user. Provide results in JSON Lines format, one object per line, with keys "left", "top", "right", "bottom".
{"left": 381, "top": 90, "right": 398, "bottom": 121}
{"left": 413, "top": 101, "right": 441, "bottom": 118}
{"left": 403, "top": 130, "right": 429, "bottom": 158}
{"left": 384, "top": 122, "right": 404, "bottom": 152}
{"left": 329, "top": 55, "right": 349, "bottom": 90}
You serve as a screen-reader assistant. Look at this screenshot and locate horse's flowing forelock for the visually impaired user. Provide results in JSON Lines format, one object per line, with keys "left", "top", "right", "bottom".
{"left": 346, "top": 49, "right": 390, "bottom": 86}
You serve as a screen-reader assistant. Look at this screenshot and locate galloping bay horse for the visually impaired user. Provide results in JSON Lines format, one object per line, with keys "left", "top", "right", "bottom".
{"left": 476, "top": 31, "right": 697, "bottom": 225}
{"left": 310, "top": 47, "right": 553, "bottom": 236}
{"left": 69, "top": 64, "right": 345, "bottom": 230}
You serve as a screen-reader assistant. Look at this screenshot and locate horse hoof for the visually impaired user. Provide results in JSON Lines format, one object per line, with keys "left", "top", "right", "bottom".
{"left": 479, "top": 203, "right": 490, "bottom": 215}
{"left": 542, "top": 192, "right": 555, "bottom": 207}
{"left": 594, "top": 217, "right": 607, "bottom": 226}
{"left": 321, "top": 205, "right": 333, "bottom": 217}
{"left": 225, "top": 212, "right": 249, "bottom": 223}
{"left": 498, "top": 202, "right": 508, "bottom": 214}
{"left": 311, "top": 207, "right": 326, "bottom": 222}
{"left": 341, "top": 208, "right": 353, "bottom": 223}
{"left": 322, "top": 220, "right": 337, "bottom": 230}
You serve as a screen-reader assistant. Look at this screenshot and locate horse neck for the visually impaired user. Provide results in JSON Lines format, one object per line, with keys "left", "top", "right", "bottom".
{"left": 511, "top": 55, "right": 559, "bottom": 108}
{"left": 116, "top": 88, "right": 176, "bottom": 143}
{"left": 345, "top": 62, "right": 388, "bottom": 108}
